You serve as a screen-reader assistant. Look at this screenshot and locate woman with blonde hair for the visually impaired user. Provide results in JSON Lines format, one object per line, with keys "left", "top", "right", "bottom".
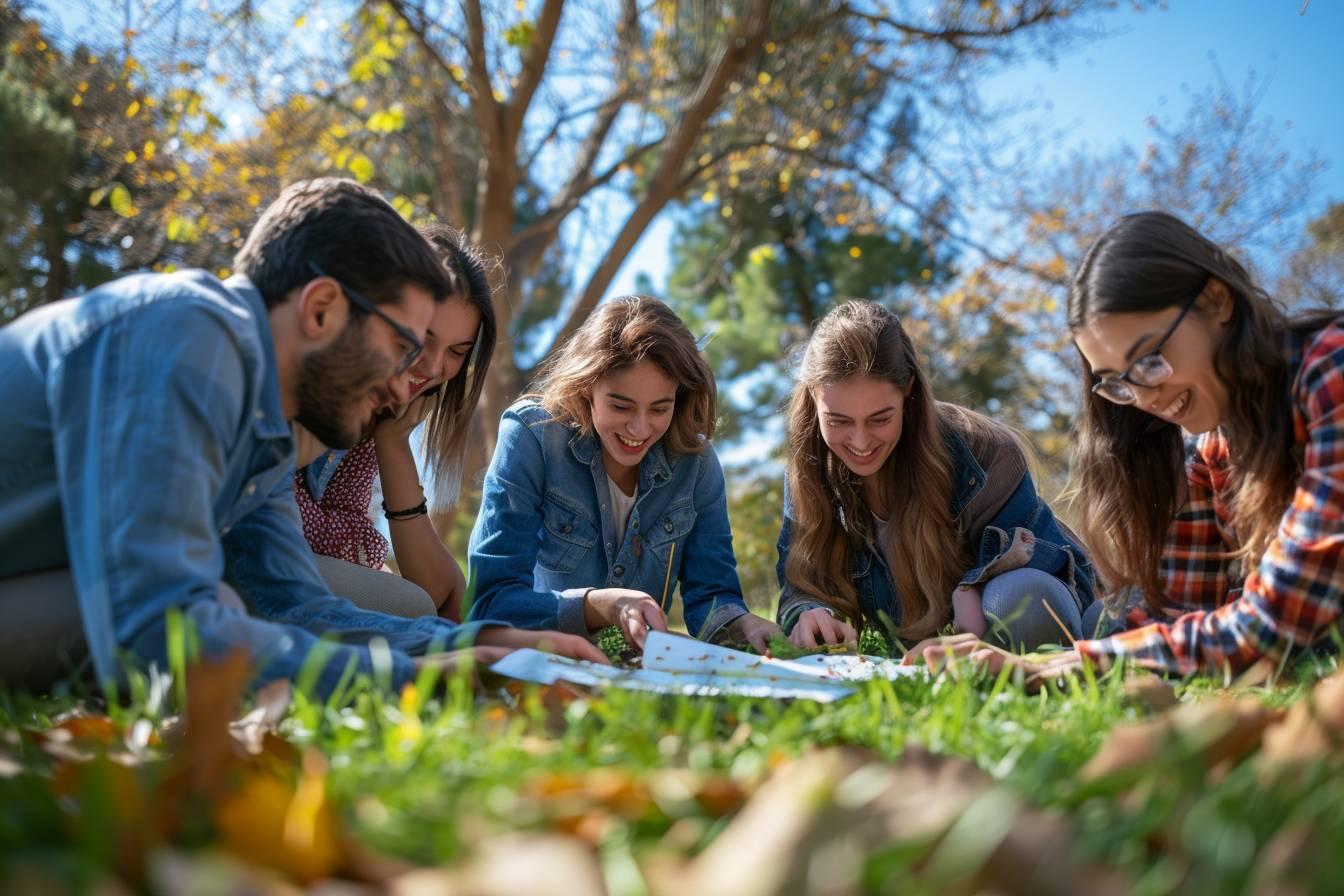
{"left": 469, "top": 296, "right": 780, "bottom": 652}
{"left": 778, "top": 300, "right": 1096, "bottom": 650}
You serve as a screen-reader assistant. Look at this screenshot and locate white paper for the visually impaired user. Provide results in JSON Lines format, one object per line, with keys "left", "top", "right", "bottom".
{"left": 489, "top": 630, "right": 865, "bottom": 702}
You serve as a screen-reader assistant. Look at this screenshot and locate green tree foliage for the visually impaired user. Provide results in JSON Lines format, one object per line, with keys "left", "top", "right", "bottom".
{"left": 1279, "top": 202, "right": 1344, "bottom": 309}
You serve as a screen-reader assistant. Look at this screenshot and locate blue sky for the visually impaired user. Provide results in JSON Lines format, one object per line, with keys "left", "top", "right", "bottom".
{"left": 611, "top": 0, "right": 1344, "bottom": 298}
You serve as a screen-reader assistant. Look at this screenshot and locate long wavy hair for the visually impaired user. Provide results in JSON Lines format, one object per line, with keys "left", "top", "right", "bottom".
{"left": 784, "top": 301, "right": 1012, "bottom": 640}
{"left": 1068, "top": 211, "right": 1335, "bottom": 612}
{"left": 529, "top": 296, "right": 716, "bottom": 455}
{"left": 417, "top": 223, "right": 497, "bottom": 510}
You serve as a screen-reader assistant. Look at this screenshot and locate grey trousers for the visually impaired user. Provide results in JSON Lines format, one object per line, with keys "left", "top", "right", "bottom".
{"left": 311, "top": 555, "right": 436, "bottom": 619}
{"left": 0, "top": 569, "right": 249, "bottom": 693}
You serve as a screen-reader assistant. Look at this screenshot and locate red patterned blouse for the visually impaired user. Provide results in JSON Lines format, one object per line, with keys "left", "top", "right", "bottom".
{"left": 294, "top": 438, "right": 390, "bottom": 569}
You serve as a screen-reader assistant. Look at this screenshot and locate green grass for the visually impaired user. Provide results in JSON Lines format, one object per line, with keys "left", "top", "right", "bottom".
{"left": 1, "top": 642, "right": 1343, "bottom": 894}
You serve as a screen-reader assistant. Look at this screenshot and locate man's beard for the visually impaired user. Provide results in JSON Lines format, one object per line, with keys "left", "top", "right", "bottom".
{"left": 294, "top": 319, "right": 392, "bottom": 450}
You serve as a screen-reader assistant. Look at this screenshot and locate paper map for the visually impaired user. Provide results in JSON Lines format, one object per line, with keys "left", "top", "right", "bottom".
{"left": 490, "top": 630, "right": 922, "bottom": 702}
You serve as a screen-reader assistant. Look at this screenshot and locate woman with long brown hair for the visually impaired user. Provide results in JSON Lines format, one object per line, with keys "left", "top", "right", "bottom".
{"left": 915, "top": 211, "right": 1344, "bottom": 679}
{"left": 778, "top": 300, "right": 1096, "bottom": 650}
{"left": 468, "top": 295, "right": 781, "bottom": 652}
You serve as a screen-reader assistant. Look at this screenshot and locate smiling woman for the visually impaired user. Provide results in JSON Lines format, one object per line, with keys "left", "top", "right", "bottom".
{"left": 467, "top": 296, "right": 782, "bottom": 654}
{"left": 777, "top": 301, "right": 1096, "bottom": 653}
{"left": 920, "top": 212, "right": 1344, "bottom": 682}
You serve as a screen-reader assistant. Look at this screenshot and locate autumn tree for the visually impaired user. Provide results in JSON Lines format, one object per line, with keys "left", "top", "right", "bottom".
{"left": 1278, "top": 202, "right": 1344, "bottom": 309}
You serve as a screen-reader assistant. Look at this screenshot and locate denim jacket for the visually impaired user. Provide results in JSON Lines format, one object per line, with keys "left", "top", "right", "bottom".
{"left": 0, "top": 270, "right": 488, "bottom": 694}
{"left": 468, "top": 400, "right": 750, "bottom": 639}
{"left": 776, "top": 423, "right": 1096, "bottom": 636}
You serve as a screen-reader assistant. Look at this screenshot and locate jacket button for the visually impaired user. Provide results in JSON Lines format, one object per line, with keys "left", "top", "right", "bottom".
{"left": 561, "top": 523, "right": 572, "bottom": 533}
{"left": 613, "top": 564, "right": 625, "bottom": 576}
{"left": 968, "top": 477, "right": 976, "bottom": 486}
{"left": 664, "top": 520, "right": 674, "bottom": 533}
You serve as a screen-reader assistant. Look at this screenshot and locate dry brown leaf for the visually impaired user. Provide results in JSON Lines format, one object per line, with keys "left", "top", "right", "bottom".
{"left": 213, "top": 748, "right": 342, "bottom": 884}
{"left": 1259, "top": 670, "right": 1344, "bottom": 772}
{"left": 229, "top": 679, "right": 293, "bottom": 756}
{"left": 389, "top": 835, "right": 606, "bottom": 896}
{"left": 1080, "top": 696, "right": 1282, "bottom": 783}
{"left": 1119, "top": 674, "right": 1178, "bottom": 713}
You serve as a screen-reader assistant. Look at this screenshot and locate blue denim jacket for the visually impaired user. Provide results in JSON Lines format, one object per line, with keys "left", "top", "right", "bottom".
{"left": 467, "top": 400, "right": 750, "bottom": 639}
{"left": 776, "top": 424, "right": 1096, "bottom": 636}
{"left": 0, "top": 270, "right": 488, "bottom": 694}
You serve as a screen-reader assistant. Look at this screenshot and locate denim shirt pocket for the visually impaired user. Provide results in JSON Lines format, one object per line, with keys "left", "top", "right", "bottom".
{"left": 539, "top": 492, "right": 599, "bottom": 573}
{"left": 643, "top": 500, "right": 697, "bottom": 556}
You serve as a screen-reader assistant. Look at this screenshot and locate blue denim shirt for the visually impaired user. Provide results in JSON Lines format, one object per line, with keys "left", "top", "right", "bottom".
{"left": 0, "top": 270, "right": 488, "bottom": 694}
{"left": 467, "top": 400, "right": 750, "bottom": 639}
{"left": 302, "top": 448, "right": 348, "bottom": 502}
{"left": 776, "top": 425, "right": 1096, "bottom": 636}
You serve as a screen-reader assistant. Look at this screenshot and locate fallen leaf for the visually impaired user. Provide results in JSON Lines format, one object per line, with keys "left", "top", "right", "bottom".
{"left": 390, "top": 835, "right": 606, "bottom": 896}
{"left": 1259, "top": 670, "right": 1344, "bottom": 773}
{"left": 1080, "top": 697, "right": 1281, "bottom": 784}
{"left": 1119, "top": 674, "right": 1177, "bottom": 713}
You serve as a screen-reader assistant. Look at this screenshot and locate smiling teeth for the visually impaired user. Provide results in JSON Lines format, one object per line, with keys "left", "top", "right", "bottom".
{"left": 848, "top": 446, "right": 876, "bottom": 458}
{"left": 1163, "top": 391, "right": 1190, "bottom": 418}
{"left": 617, "top": 434, "right": 645, "bottom": 448}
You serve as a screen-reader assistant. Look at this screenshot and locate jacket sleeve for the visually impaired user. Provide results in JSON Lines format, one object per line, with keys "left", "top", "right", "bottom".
{"left": 46, "top": 304, "right": 418, "bottom": 696}
{"left": 676, "top": 445, "right": 749, "bottom": 640}
{"left": 467, "top": 411, "right": 589, "bottom": 634}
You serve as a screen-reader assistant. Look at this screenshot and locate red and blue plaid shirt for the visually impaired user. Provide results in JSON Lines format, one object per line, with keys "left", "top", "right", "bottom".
{"left": 1077, "top": 318, "right": 1344, "bottom": 675}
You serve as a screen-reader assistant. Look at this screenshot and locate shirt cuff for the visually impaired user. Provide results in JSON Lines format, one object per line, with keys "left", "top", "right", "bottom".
{"left": 699, "top": 603, "right": 750, "bottom": 642}
{"left": 556, "top": 587, "right": 592, "bottom": 636}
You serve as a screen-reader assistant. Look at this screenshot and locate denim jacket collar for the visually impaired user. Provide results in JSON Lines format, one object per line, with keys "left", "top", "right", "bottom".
{"left": 943, "top": 425, "right": 988, "bottom": 518}
{"left": 567, "top": 427, "right": 673, "bottom": 490}
{"left": 225, "top": 275, "right": 290, "bottom": 443}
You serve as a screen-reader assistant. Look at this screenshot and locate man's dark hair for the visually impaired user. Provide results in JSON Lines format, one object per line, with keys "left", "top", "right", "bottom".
{"left": 234, "top": 177, "right": 451, "bottom": 310}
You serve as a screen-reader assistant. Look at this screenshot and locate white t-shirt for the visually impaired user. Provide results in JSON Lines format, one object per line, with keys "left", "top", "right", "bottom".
{"left": 608, "top": 475, "right": 638, "bottom": 539}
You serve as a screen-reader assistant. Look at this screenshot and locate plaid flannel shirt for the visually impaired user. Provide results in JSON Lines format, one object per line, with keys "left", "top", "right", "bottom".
{"left": 1076, "top": 319, "right": 1344, "bottom": 675}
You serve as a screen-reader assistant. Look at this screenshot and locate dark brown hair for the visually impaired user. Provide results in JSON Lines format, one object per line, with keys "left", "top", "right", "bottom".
{"left": 234, "top": 177, "right": 450, "bottom": 310}
{"left": 530, "top": 296, "right": 716, "bottom": 455}
{"left": 1068, "top": 210, "right": 1335, "bottom": 612}
{"left": 417, "top": 223, "right": 498, "bottom": 510}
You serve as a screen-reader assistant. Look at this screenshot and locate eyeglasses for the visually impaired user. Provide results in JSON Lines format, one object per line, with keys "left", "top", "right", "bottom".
{"left": 306, "top": 262, "right": 424, "bottom": 373}
{"left": 1090, "top": 278, "right": 1208, "bottom": 405}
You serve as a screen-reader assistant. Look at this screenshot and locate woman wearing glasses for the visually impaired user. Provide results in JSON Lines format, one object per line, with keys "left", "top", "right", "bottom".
{"left": 294, "top": 224, "right": 496, "bottom": 620}
{"left": 911, "top": 211, "right": 1344, "bottom": 680}
{"left": 777, "top": 301, "right": 1096, "bottom": 651}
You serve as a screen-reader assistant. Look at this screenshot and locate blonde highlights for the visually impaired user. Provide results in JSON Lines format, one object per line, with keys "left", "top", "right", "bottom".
{"left": 530, "top": 296, "right": 716, "bottom": 454}
{"left": 784, "top": 301, "right": 973, "bottom": 641}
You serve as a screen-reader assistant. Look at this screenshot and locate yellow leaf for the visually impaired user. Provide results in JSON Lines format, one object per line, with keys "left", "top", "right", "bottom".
{"left": 142, "top": 140, "right": 156, "bottom": 160}
{"left": 720, "top": 205, "right": 733, "bottom": 218}
{"left": 124, "top": 150, "right": 137, "bottom": 164}
{"left": 77, "top": 80, "right": 89, "bottom": 93}
{"left": 348, "top": 154, "right": 374, "bottom": 183}
{"left": 757, "top": 71, "right": 771, "bottom": 86}
{"left": 71, "top": 94, "right": 83, "bottom": 107}
{"left": 920, "top": 268, "right": 932, "bottom": 280}
{"left": 246, "top": 193, "right": 261, "bottom": 207}
{"left": 391, "top": 195, "right": 415, "bottom": 219}
{"left": 294, "top": 14, "right": 307, "bottom": 28}
{"left": 701, "top": 190, "right": 716, "bottom": 203}
{"left": 352, "top": 95, "right": 368, "bottom": 112}
{"left": 108, "top": 184, "right": 136, "bottom": 217}
{"left": 214, "top": 753, "right": 341, "bottom": 883}
{"left": 849, "top": 246, "right": 862, "bottom": 259}
{"left": 125, "top": 100, "right": 140, "bottom": 118}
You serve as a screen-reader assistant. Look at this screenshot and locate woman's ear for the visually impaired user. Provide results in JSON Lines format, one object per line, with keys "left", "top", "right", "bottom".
{"left": 1203, "top": 278, "right": 1235, "bottom": 326}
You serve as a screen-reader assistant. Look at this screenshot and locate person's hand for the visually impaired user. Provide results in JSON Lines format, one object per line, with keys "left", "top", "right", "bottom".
{"left": 476, "top": 625, "right": 612, "bottom": 665}
{"left": 373, "top": 391, "right": 436, "bottom": 444}
{"left": 582, "top": 588, "right": 668, "bottom": 650}
{"left": 902, "top": 635, "right": 1087, "bottom": 691}
{"left": 788, "top": 607, "right": 858, "bottom": 649}
{"left": 951, "top": 584, "right": 987, "bottom": 637}
{"left": 725, "top": 613, "right": 784, "bottom": 654}
{"left": 413, "top": 645, "right": 512, "bottom": 689}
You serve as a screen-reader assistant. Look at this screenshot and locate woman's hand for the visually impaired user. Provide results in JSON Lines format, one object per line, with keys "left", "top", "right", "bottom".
{"left": 582, "top": 588, "right": 668, "bottom": 650}
{"left": 476, "top": 625, "right": 612, "bottom": 665}
{"left": 788, "top": 607, "right": 858, "bottom": 649}
{"left": 413, "top": 645, "right": 512, "bottom": 689}
{"left": 901, "top": 634, "right": 1086, "bottom": 690}
{"left": 373, "top": 391, "right": 436, "bottom": 445}
{"left": 724, "top": 613, "right": 784, "bottom": 654}
{"left": 951, "top": 584, "right": 987, "bottom": 637}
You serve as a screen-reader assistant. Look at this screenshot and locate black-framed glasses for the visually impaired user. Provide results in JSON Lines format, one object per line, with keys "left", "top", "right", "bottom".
{"left": 306, "top": 262, "right": 423, "bottom": 373}
{"left": 1091, "top": 277, "right": 1209, "bottom": 405}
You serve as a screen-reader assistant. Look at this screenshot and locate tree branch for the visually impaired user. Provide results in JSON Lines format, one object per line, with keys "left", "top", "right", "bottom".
{"left": 502, "top": 0, "right": 566, "bottom": 141}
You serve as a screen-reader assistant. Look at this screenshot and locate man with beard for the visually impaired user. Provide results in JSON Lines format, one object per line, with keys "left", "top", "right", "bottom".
{"left": 0, "top": 177, "right": 606, "bottom": 695}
